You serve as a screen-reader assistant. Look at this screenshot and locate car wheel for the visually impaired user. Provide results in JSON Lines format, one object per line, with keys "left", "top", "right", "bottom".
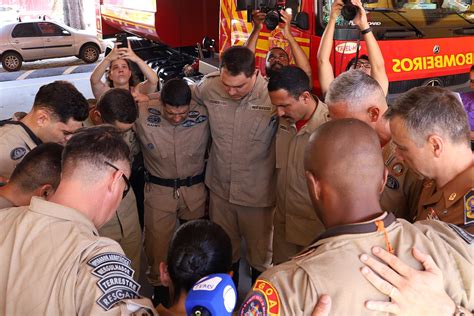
{"left": 2, "top": 51, "right": 22, "bottom": 72}
{"left": 80, "top": 44, "right": 100, "bottom": 63}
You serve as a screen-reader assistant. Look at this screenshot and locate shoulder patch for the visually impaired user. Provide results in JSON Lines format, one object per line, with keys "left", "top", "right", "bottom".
{"left": 10, "top": 147, "right": 27, "bottom": 160}
{"left": 182, "top": 120, "right": 196, "bottom": 128}
{"left": 188, "top": 110, "right": 200, "bottom": 118}
{"left": 147, "top": 108, "right": 161, "bottom": 116}
{"left": 87, "top": 252, "right": 140, "bottom": 311}
{"left": 447, "top": 223, "right": 473, "bottom": 244}
{"left": 97, "top": 288, "right": 140, "bottom": 311}
{"left": 464, "top": 189, "right": 474, "bottom": 227}
{"left": 92, "top": 262, "right": 134, "bottom": 278}
{"left": 147, "top": 115, "right": 161, "bottom": 125}
{"left": 97, "top": 275, "right": 140, "bottom": 293}
{"left": 87, "top": 252, "right": 131, "bottom": 268}
{"left": 240, "top": 279, "right": 281, "bottom": 316}
{"left": 195, "top": 115, "right": 208, "bottom": 123}
{"left": 386, "top": 174, "right": 400, "bottom": 190}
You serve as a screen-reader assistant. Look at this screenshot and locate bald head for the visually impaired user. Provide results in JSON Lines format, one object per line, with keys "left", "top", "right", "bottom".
{"left": 304, "top": 119, "right": 385, "bottom": 225}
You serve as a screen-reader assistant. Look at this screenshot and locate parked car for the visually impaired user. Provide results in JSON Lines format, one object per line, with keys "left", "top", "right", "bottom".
{"left": 0, "top": 20, "right": 105, "bottom": 71}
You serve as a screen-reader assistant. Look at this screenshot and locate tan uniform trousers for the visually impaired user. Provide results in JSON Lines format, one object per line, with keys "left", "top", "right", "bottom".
{"left": 98, "top": 189, "right": 142, "bottom": 280}
{"left": 144, "top": 183, "right": 206, "bottom": 286}
{"left": 272, "top": 205, "right": 305, "bottom": 265}
{"left": 209, "top": 191, "right": 273, "bottom": 272}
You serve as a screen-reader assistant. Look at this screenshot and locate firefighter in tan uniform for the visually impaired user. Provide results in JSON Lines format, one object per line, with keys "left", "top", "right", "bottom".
{"left": 267, "top": 66, "right": 330, "bottom": 264}
{"left": 325, "top": 70, "right": 423, "bottom": 220}
{"left": 193, "top": 46, "right": 277, "bottom": 285}
{"left": 134, "top": 79, "right": 209, "bottom": 304}
{"left": 0, "top": 81, "right": 88, "bottom": 179}
{"left": 0, "top": 143, "right": 62, "bottom": 209}
{"left": 0, "top": 126, "right": 157, "bottom": 315}
{"left": 86, "top": 88, "right": 142, "bottom": 279}
{"left": 385, "top": 86, "right": 474, "bottom": 234}
{"left": 240, "top": 119, "right": 474, "bottom": 316}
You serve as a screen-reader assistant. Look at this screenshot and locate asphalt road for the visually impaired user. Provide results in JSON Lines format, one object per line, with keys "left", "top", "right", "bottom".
{"left": 0, "top": 55, "right": 103, "bottom": 82}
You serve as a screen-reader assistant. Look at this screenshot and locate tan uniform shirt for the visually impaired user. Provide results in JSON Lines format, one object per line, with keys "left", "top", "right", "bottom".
{"left": 240, "top": 214, "right": 474, "bottom": 315}
{"left": 380, "top": 141, "right": 424, "bottom": 220}
{"left": 0, "top": 197, "right": 147, "bottom": 315}
{"left": 135, "top": 97, "right": 210, "bottom": 212}
{"left": 193, "top": 71, "right": 277, "bottom": 207}
{"left": 0, "top": 195, "right": 14, "bottom": 209}
{"left": 0, "top": 122, "right": 41, "bottom": 179}
{"left": 417, "top": 164, "right": 474, "bottom": 233}
{"left": 275, "top": 100, "right": 330, "bottom": 246}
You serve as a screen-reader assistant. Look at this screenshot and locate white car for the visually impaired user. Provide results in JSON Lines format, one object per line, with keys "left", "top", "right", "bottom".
{"left": 0, "top": 20, "right": 106, "bottom": 72}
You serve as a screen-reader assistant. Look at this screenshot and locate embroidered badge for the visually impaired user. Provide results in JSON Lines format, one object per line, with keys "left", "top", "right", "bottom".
{"left": 146, "top": 143, "right": 155, "bottom": 150}
{"left": 240, "top": 280, "right": 281, "bottom": 316}
{"left": 240, "top": 291, "right": 267, "bottom": 316}
{"left": 147, "top": 115, "right": 161, "bottom": 125}
{"left": 385, "top": 175, "right": 399, "bottom": 190}
{"left": 392, "top": 163, "right": 404, "bottom": 176}
{"left": 188, "top": 111, "right": 199, "bottom": 118}
{"left": 97, "top": 288, "right": 140, "bottom": 311}
{"left": 250, "top": 104, "right": 272, "bottom": 111}
{"left": 87, "top": 252, "right": 139, "bottom": 312}
{"left": 97, "top": 275, "right": 140, "bottom": 293}
{"left": 147, "top": 108, "right": 161, "bottom": 116}
{"left": 182, "top": 120, "right": 196, "bottom": 128}
{"left": 209, "top": 100, "right": 227, "bottom": 105}
{"left": 464, "top": 189, "right": 474, "bottom": 226}
{"left": 87, "top": 252, "right": 131, "bottom": 268}
{"left": 195, "top": 115, "right": 208, "bottom": 123}
{"left": 92, "top": 262, "right": 134, "bottom": 278}
{"left": 10, "top": 147, "right": 27, "bottom": 160}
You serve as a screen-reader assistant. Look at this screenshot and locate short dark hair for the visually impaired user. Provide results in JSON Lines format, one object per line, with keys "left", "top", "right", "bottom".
{"left": 9, "top": 143, "right": 63, "bottom": 193}
{"left": 96, "top": 88, "right": 137, "bottom": 124}
{"left": 167, "top": 220, "right": 232, "bottom": 304}
{"left": 268, "top": 65, "right": 310, "bottom": 99}
{"left": 161, "top": 78, "right": 191, "bottom": 107}
{"left": 346, "top": 55, "right": 369, "bottom": 71}
{"left": 385, "top": 86, "right": 470, "bottom": 146}
{"left": 33, "top": 81, "right": 89, "bottom": 123}
{"left": 62, "top": 125, "right": 131, "bottom": 176}
{"left": 220, "top": 46, "right": 256, "bottom": 78}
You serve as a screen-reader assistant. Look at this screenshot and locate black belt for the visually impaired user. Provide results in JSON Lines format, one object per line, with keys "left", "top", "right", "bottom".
{"left": 145, "top": 170, "right": 205, "bottom": 188}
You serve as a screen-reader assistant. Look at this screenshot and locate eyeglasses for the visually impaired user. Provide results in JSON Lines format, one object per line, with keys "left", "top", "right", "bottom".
{"left": 104, "top": 161, "right": 131, "bottom": 199}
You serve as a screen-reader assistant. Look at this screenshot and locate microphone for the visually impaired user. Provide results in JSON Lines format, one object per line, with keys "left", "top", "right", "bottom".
{"left": 185, "top": 273, "right": 237, "bottom": 316}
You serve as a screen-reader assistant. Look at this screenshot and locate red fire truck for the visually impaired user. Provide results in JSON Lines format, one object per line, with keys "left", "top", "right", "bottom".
{"left": 96, "top": 0, "right": 473, "bottom": 94}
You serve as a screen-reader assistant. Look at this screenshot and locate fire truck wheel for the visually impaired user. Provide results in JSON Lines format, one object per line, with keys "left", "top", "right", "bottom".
{"left": 79, "top": 44, "right": 100, "bottom": 63}
{"left": 2, "top": 51, "right": 22, "bottom": 72}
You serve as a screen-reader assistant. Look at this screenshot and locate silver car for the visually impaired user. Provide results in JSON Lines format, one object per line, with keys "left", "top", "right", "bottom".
{"left": 0, "top": 20, "right": 105, "bottom": 72}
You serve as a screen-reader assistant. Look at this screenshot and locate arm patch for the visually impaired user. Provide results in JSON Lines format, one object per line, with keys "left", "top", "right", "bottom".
{"left": 87, "top": 252, "right": 140, "bottom": 311}
{"left": 239, "top": 279, "right": 281, "bottom": 316}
